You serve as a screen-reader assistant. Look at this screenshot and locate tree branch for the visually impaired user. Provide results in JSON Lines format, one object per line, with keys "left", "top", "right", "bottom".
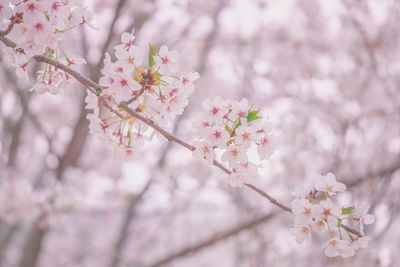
{"left": 149, "top": 212, "right": 275, "bottom": 267}
{"left": 0, "top": 30, "right": 362, "bottom": 238}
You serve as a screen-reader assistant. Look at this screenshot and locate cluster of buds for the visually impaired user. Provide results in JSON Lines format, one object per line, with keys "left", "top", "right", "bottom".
{"left": 86, "top": 30, "right": 199, "bottom": 156}
{"left": 291, "top": 173, "right": 375, "bottom": 257}
{"left": 192, "top": 97, "right": 275, "bottom": 187}
{"left": 0, "top": 0, "right": 92, "bottom": 93}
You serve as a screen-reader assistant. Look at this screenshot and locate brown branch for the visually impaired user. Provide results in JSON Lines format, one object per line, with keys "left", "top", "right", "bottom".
{"left": 0, "top": 33, "right": 343, "bottom": 215}
{"left": 149, "top": 212, "right": 275, "bottom": 267}
{"left": 125, "top": 88, "right": 145, "bottom": 104}
{"left": 0, "top": 29, "right": 363, "bottom": 238}
{"left": 118, "top": 102, "right": 196, "bottom": 151}
{"left": 244, "top": 183, "right": 292, "bottom": 213}
{"left": 0, "top": 14, "right": 17, "bottom": 37}
{"left": 342, "top": 224, "right": 362, "bottom": 237}
{"left": 16, "top": 216, "right": 47, "bottom": 267}
{"left": 0, "top": 223, "right": 19, "bottom": 266}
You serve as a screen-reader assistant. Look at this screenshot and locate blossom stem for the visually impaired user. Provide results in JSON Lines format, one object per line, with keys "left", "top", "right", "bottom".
{"left": 342, "top": 224, "right": 362, "bottom": 237}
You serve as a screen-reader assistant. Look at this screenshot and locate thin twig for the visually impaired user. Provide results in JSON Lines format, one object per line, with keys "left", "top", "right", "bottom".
{"left": 0, "top": 14, "right": 18, "bottom": 36}
{"left": 244, "top": 183, "right": 292, "bottom": 213}
{"left": 125, "top": 88, "right": 145, "bottom": 104}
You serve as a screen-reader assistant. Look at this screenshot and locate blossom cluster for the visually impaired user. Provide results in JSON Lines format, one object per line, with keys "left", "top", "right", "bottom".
{"left": 290, "top": 173, "right": 375, "bottom": 258}
{"left": 192, "top": 98, "right": 275, "bottom": 187}
{"left": 0, "top": 0, "right": 91, "bottom": 94}
{"left": 86, "top": 30, "right": 199, "bottom": 156}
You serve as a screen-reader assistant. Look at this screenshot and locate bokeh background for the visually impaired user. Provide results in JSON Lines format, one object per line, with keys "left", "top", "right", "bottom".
{"left": 1, "top": 0, "right": 400, "bottom": 266}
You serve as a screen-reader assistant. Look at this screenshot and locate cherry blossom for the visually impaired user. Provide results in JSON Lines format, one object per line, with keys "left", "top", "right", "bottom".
{"left": 0, "top": 0, "right": 392, "bottom": 265}
{"left": 350, "top": 236, "right": 371, "bottom": 250}
{"left": 291, "top": 199, "right": 314, "bottom": 223}
{"left": 155, "top": 45, "right": 180, "bottom": 74}
{"left": 192, "top": 97, "right": 276, "bottom": 187}
{"left": 1, "top": 0, "right": 92, "bottom": 93}
{"left": 315, "top": 172, "right": 346, "bottom": 196}
{"left": 193, "top": 141, "right": 216, "bottom": 164}
{"left": 291, "top": 223, "right": 312, "bottom": 243}
{"left": 323, "top": 238, "right": 354, "bottom": 258}
{"left": 228, "top": 170, "right": 248, "bottom": 187}
{"left": 87, "top": 31, "right": 198, "bottom": 156}
{"left": 290, "top": 174, "right": 375, "bottom": 258}
{"left": 358, "top": 206, "right": 376, "bottom": 235}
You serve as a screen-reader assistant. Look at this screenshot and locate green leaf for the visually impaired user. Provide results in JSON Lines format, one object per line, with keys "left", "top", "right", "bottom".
{"left": 153, "top": 71, "right": 161, "bottom": 79}
{"left": 226, "top": 139, "right": 234, "bottom": 146}
{"left": 234, "top": 119, "right": 242, "bottom": 130}
{"left": 225, "top": 124, "right": 231, "bottom": 133}
{"left": 247, "top": 110, "right": 262, "bottom": 123}
{"left": 342, "top": 206, "right": 355, "bottom": 215}
{"left": 148, "top": 44, "right": 157, "bottom": 68}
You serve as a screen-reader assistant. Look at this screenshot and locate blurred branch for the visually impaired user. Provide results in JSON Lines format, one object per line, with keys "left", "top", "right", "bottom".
{"left": 0, "top": 66, "right": 30, "bottom": 167}
{"left": 16, "top": 217, "right": 47, "bottom": 267}
{"left": 7, "top": 2, "right": 129, "bottom": 266}
{"left": 111, "top": 5, "right": 226, "bottom": 260}
{"left": 108, "top": 179, "right": 153, "bottom": 267}
{"left": 55, "top": 99, "right": 89, "bottom": 179}
{"left": 149, "top": 212, "right": 275, "bottom": 267}
{"left": 344, "top": 2, "right": 400, "bottom": 114}
{"left": 0, "top": 223, "right": 19, "bottom": 266}
{"left": 2, "top": 67, "right": 55, "bottom": 152}
{"left": 93, "top": 0, "right": 127, "bottom": 78}
{"left": 108, "top": 12, "right": 221, "bottom": 256}
{"left": 6, "top": 100, "right": 27, "bottom": 167}
{"left": 346, "top": 156, "right": 400, "bottom": 188}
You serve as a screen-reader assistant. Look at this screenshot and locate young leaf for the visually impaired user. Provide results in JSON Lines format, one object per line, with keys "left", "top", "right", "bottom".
{"left": 225, "top": 124, "right": 232, "bottom": 134}
{"left": 148, "top": 44, "right": 157, "bottom": 68}
{"left": 234, "top": 119, "right": 242, "bottom": 130}
{"left": 342, "top": 206, "right": 355, "bottom": 215}
{"left": 247, "top": 110, "right": 262, "bottom": 123}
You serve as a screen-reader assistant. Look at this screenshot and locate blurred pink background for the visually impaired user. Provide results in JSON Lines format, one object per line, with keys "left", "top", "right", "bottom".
{"left": 1, "top": 0, "right": 400, "bottom": 266}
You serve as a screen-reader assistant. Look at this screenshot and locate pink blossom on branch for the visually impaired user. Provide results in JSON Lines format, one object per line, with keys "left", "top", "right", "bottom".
{"left": 1, "top": 0, "right": 92, "bottom": 93}
{"left": 86, "top": 32, "right": 199, "bottom": 157}
{"left": 290, "top": 173, "right": 375, "bottom": 258}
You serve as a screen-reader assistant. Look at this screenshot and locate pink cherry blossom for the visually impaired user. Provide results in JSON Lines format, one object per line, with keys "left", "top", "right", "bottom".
{"left": 323, "top": 238, "right": 354, "bottom": 258}
{"left": 350, "top": 236, "right": 371, "bottom": 250}
{"left": 193, "top": 141, "right": 216, "bottom": 164}
{"left": 205, "top": 126, "right": 230, "bottom": 147}
{"left": 201, "top": 97, "right": 226, "bottom": 122}
{"left": 291, "top": 199, "right": 314, "bottom": 223}
{"left": 291, "top": 223, "right": 312, "bottom": 243}
{"left": 221, "top": 144, "right": 248, "bottom": 168}
{"left": 315, "top": 172, "right": 346, "bottom": 196}
{"left": 155, "top": 45, "right": 180, "bottom": 74}
{"left": 228, "top": 170, "right": 248, "bottom": 187}
{"left": 358, "top": 206, "right": 375, "bottom": 235}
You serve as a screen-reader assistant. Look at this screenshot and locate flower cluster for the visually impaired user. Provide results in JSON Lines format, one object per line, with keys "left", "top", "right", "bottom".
{"left": 192, "top": 98, "right": 275, "bottom": 187}
{"left": 1, "top": 0, "right": 91, "bottom": 93}
{"left": 290, "top": 173, "right": 375, "bottom": 258}
{"left": 86, "top": 30, "right": 199, "bottom": 156}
